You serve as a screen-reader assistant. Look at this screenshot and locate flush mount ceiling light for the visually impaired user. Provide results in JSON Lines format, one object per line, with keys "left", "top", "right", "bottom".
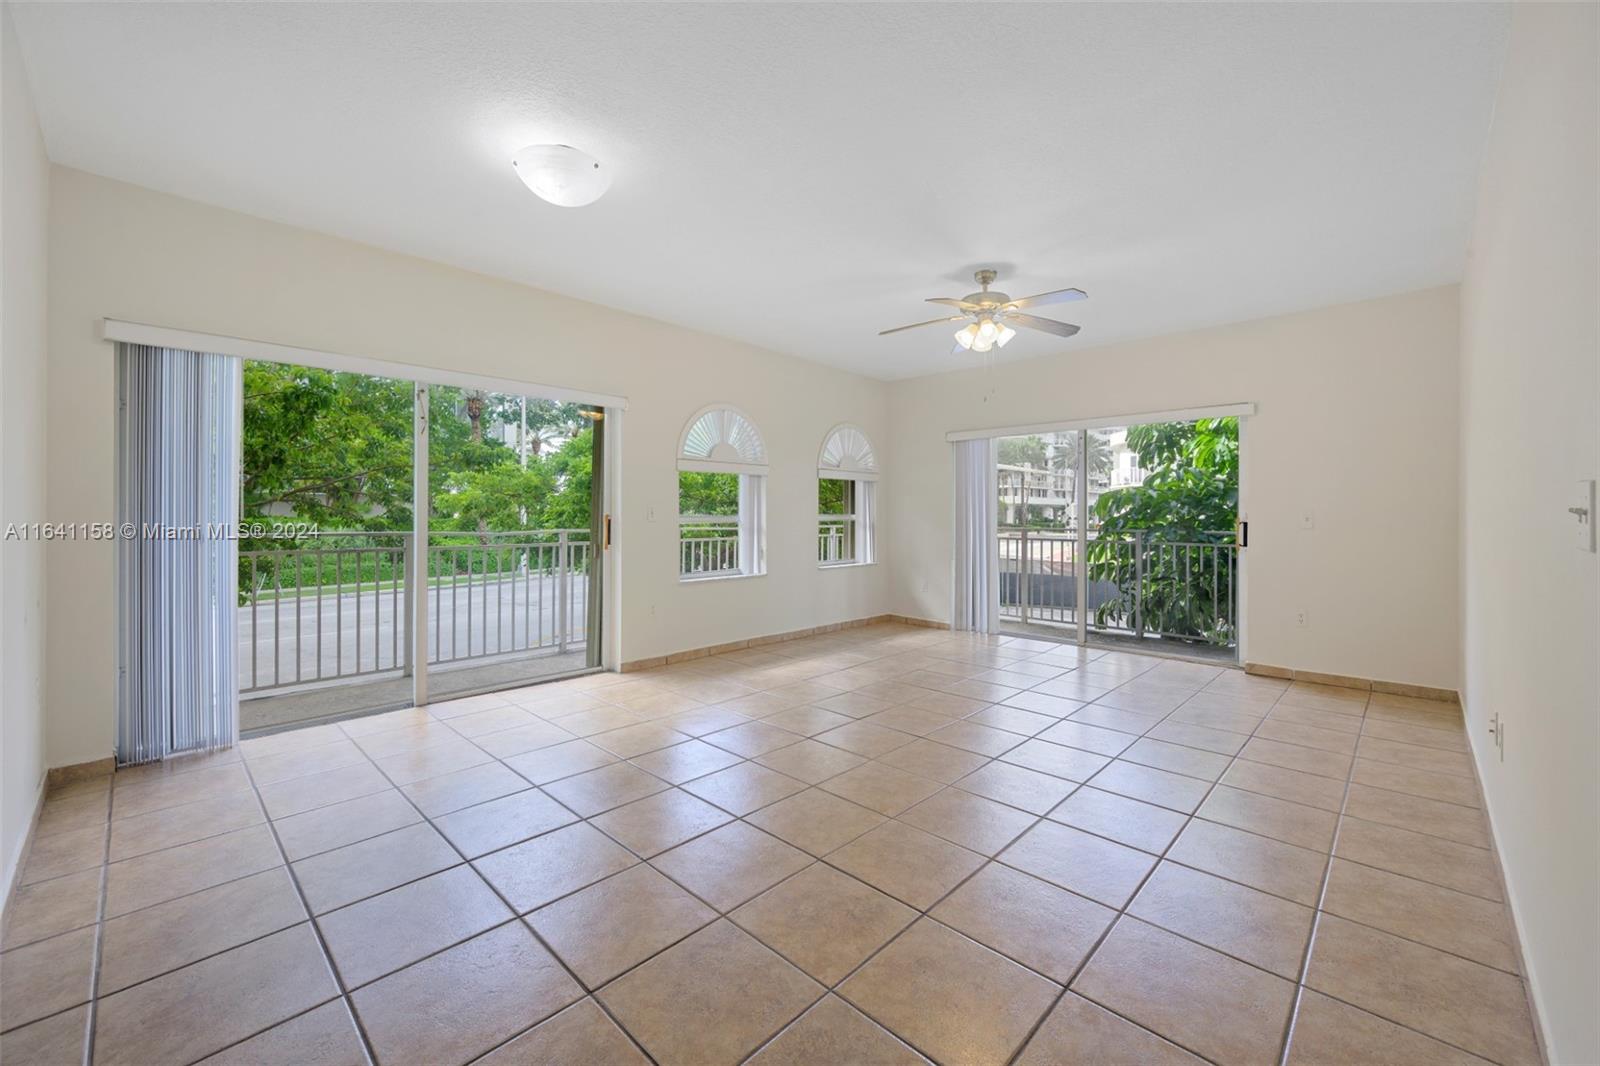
{"left": 879, "top": 269, "right": 1087, "bottom": 354}
{"left": 511, "top": 144, "right": 611, "bottom": 207}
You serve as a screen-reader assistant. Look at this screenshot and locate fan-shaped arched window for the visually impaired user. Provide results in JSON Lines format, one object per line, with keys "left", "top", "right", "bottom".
{"left": 677, "top": 405, "right": 767, "bottom": 579}
{"left": 816, "top": 424, "right": 879, "bottom": 567}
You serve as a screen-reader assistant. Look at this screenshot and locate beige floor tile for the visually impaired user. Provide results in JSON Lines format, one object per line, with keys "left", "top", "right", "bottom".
{"left": 112, "top": 763, "right": 254, "bottom": 821}
{"left": 598, "top": 919, "right": 822, "bottom": 1066}
{"left": 319, "top": 865, "right": 511, "bottom": 988}
{"left": 840, "top": 918, "right": 1058, "bottom": 1066}
{"left": 33, "top": 791, "right": 110, "bottom": 839}
{"left": 1219, "top": 760, "right": 1347, "bottom": 812}
{"left": 1073, "top": 917, "right": 1294, "bottom": 1066}
{"left": 0, "top": 925, "right": 96, "bottom": 1031}
{"left": 1197, "top": 785, "right": 1338, "bottom": 852}
{"left": 99, "top": 867, "right": 307, "bottom": 994}
{"left": 1168, "top": 703, "right": 1266, "bottom": 736}
{"left": 528, "top": 857, "right": 710, "bottom": 985}
{"left": 763, "top": 705, "right": 858, "bottom": 737}
{"left": 93, "top": 925, "right": 338, "bottom": 1066}
{"left": 1, "top": 867, "right": 101, "bottom": 951}
{"left": 352, "top": 922, "right": 582, "bottom": 1066}
{"left": 105, "top": 823, "right": 282, "bottom": 917}
{"left": 819, "top": 763, "right": 943, "bottom": 817}
{"left": 828, "top": 821, "right": 985, "bottom": 910}
{"left": 1167, "top": 819, "right": 1328, "bottom": 905}
{"left": 966, "top": 703, "right": 1058, "bottom": 736}
{"left": 273, "top": 789, "right": 421, "bottom": 861}
{"left": 245, "top": 740, "right": 368, "bottom": 787}
{"left": 746, "top": 789, "right": 886, "bottom": 856}
{"left": 681, "top": 762, "right": 807, "bottom": 816}
{"left": 107, "top": 789, "right": 266, "bottom": 862}
{"left": 1068, "top": 704, "right": 1163, "bottom": 736}
{"left": 589, "top": 722, "right": 695, "bottom": 760}
{"left": 478, "top": 997, "right": 648, "bottom": 1065}
{"left": 999, "top": 737, "right": 1112, "bottom": 782}
{"left": 472, "top": 719, "right": 580, "bottom": 760}
{"left": 818, "top": 691, "right": 900, "bottom": 718}
{"left": 351, "top": 721, "right": 464, "bottom": 759}
{"left": 747, "top": 994, "right": 926, "bottom": 1066}
{"left": 754, "top": 738, "right": 866, "bottom": 784}
{"left": 257, "top": 762, "right": 392, "bottom": 820}
{"left": 1321, "top": 859, "right": 1519, "bottom": 972}
{"left": 591, "top": 788, "right": 731, "bottom": 857}
{"left": 925, "top": 719, "right": 1026, "bottom": 758}
{"left": 433, "top": 787, "right": 577, "bottom": 858}
{"left": 1123, "top": 737, "right": 1233, "bottom": 781}
{"left": 703, "top": 721, "right": 805, "bottom": 758}
{"left": 292, "top": 822, "right": 459, "bottom": 914}
{"left": 17, "top": 823, "right": 106, "bottom": 886}
{"left": 541, "top": 762, "right": 668, "bottom": 817}
{"left": 1001, "top": 690, "right": 1085, "bottom": 718}
{"left": 242, "top": 723, "right": 348, "bottom": 759}
{"left": 1334, "top": 817, "right": 1502, "bottom": 901}
{"left": 875, "top": 740, "right": 990, "bottom": 784}
{"left": 1285, "top": 990, "right": 1492, "bottom": 1066}
{"left": 1016, "top": 992, "right": 1203, "bottom": 1065}
{"left": 652, "top": 821, "right": 813, "bottom": 911}
{"left": 1046, "top": 786, "right": 1187, "bottom": 854}
{"left": 1089, "top": 760, "right": 1211, "bottom": 813}
{"left": 1342, "top": 783, "right": 1489, "bottom": 848}
{"left": 731, "top": 863, "right": 916, "bottom": 985}
{"left": 1357, "top": 735, "right": 1474, "bottom": 775}
{"left": 898, "top": 787, "right": 1036, "bottom": 855}
{"left": 1254, "top": 718, "right": 1359, "bottom": 755}
{"left": 864, "top": 706, "right": 966, "bottom": 738}
{"left": 0, "top": 1004, "right": 90, "bottom": 1066}
{"left": 1360, "top": 717, "right": 1469, "bottom": 752}
{"left": 1239, "top": 737, "right": 1352, "bottom": 780}
{"left": 475, "top": 821, "right": 637, "bottom": 913}
{"left": 1000, "top": 820, "right": 1156, "bottom": 908}
{"left": 1350, "top": 759, "right": 1480, "bottom": 808}
{"left": 1147, "top": 719, "right": 1249, "bottom": 756}
{"left": 199, "top": 1000, "right": 368, "bottom": 1066}
{"left": 372, "top": 739, "right": 493, "bottom": 786}
{"left": 628, "top": 739, "right": 744, "bottom": 784}
{"left": 931, "top": 862, "right": 1114, "bottom": 982}
{"left": 1128, "top": 862, "right": 1314, "bottom": 979}
{"left": 815, "top": 722, "right": 917, "bottom": 759}
{"left": 400, "top": 761, "right": 529, "bottom": 817}
{"left": 446, "top": 704, "right": 540, "bottom": 738}
{"left": 956, "top": 760, "right": 1076, "bottom": 815}
{"left": 503, "top": 738, "right": 617, "bottom": 785}
{"left": 1305, "top": 915, "right": 1538, "bottom": 1064}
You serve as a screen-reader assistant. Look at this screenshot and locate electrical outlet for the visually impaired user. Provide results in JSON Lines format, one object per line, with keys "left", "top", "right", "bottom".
{"left": 1296, "top": 610, "right": 1309, "bottom": 628}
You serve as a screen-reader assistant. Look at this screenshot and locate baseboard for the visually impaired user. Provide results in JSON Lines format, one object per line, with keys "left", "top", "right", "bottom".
{"left": 620, "top": 613, "right": 943, "bottom": 672}
{"left": 1242, "top": 662, "right": 1459, "bottom": 703}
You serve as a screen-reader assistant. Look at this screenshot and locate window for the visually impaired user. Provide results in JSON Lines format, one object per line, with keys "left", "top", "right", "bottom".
{"left": 817, "top": 424, "right": 878, "bottom": 566}
{"left": 677, "top": 406, "right": 767, "bottom": 579}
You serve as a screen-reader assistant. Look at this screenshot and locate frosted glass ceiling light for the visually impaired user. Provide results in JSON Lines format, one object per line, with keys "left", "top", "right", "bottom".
{"left": 511, "top": 144, "right": 611, "bottom": 206}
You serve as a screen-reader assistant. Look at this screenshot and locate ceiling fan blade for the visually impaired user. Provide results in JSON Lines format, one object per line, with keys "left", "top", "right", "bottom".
{"left": 926, "top": 297, "right": 980, "bottom": 310}
{"left": 878, "top": 315, "right": 966, "bottom": 336}
{"left": 1008, "top": 313, "right": 1081, "bottom": 338}
{"left": 1005, "top": 287, "right": 1087, "bottom": 310}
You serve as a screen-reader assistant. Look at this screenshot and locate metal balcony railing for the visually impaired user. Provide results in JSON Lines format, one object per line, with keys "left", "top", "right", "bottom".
{"left": 999, "top": 526, "right": 1239, "bottom": 649}
{"left": 679, "top": 517, "right": 740, "bottom": 577}
{"left": 818, "top": 517, "right": 856, "bottom": 565}
{"left": 239, "top": 529, "right": 590, "bottom": 694}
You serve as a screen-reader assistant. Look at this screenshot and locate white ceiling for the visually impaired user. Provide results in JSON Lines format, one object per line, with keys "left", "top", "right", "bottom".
{"left": 12, "top": 2, "right": 1509, "bottom": 380}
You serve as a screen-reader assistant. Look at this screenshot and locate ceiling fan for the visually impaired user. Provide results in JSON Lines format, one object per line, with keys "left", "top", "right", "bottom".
{"left": 879, "top": 269, "right": 1086, "bottom": 353}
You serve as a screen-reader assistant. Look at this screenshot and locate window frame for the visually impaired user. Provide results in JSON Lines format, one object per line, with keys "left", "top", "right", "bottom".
{"left": 817, "top": 424, "right": 879, "bottom": 569}
{"left": 677, "top": 405, "right": 768, "bottom": 582}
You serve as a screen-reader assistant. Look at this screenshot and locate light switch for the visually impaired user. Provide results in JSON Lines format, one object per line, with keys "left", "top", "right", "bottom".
{"left": 1574, "top": 480, "right": 1595, "bottom": 552}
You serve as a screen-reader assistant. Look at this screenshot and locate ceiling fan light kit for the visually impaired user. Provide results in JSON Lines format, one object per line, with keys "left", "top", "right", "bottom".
{"left": 880, "top": 268, "right": 1086, "bottom": 353}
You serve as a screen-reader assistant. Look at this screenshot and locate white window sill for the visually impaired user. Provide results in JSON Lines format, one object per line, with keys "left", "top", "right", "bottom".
{"left": 817, "top": 561, "right": 876, "bottom": 570}
{"left": 679, "top": 570, "right": 766, "bottom": 584}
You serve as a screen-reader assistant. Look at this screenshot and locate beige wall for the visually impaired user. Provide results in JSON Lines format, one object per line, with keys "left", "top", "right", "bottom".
{"left": 884, "top": 286, "right": 1462, "bottom": 690}
{"left": 1459, "top": 4, "right": 1599, "bottom": 1061}
{"left": 44, "top": 167, "right": 890, "bottom": 767}
{"left": 1, "top": 3, "right": 51, "bottom": 895}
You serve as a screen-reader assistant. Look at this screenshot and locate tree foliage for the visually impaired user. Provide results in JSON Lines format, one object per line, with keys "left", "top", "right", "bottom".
{"left": 1087, "top": 418, "right": 1239, "bottom": 645}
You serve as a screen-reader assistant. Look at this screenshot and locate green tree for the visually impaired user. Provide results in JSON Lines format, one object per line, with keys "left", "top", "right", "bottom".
{"left": 1086, "top": 418, "right": 1239, "bottom": 644}
{"left": 998, "top": 435, "right": 1049, "bottom": 468}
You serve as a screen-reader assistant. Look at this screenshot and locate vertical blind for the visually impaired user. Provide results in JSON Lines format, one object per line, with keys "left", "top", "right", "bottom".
{"left": 116, "top": 344, "right": 241, "bottom": 764}
{"left": 952, "top": 437, "right": 999, "bottom": 633}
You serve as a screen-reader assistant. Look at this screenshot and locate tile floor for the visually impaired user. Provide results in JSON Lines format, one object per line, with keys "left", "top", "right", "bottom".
{"left": 0, "top": 624, "right": 1541, "bottom": 1065}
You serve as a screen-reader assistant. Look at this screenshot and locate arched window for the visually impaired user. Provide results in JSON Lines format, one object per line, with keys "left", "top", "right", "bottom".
{"left": 816, "top": 423, "right": 879, "bottom": 567}
{"left": 677, "top": 405, "right": 767, "bottom": 579}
